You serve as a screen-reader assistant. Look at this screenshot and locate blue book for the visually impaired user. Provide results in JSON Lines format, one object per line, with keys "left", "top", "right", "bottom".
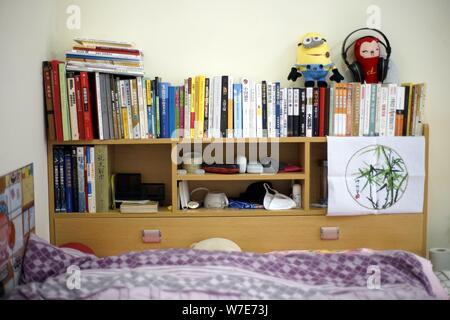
{"left": 54, "top": 147, "right": 61, "bottom": 213}
{"left": 159, "top": 82, "right": 169, "bottom": 138}
{"left": 369, "top": 84, "right": 378, "bottom": 136}
{"left": 147, "top": 105, "right": 153, "bottom": 138}
{"left": 86, "top": 146, "right": 93, "bottom": 211}
{"left": 168, "top": 86, "right": 176, "bottom": 138}
{"left": 63, "top": 148, "right": 73, "bottom": 213}
{"left": 58, "top": 148, "right": 66, "bottom": 213}
{"left": 275, "top": 82, "right": 281, "bottom": 137}
{"left": 233, "top": 84, "right": 243, "bottom": 138}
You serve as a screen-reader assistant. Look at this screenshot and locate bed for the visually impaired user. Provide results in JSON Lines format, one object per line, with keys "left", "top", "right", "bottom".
{"left": 4, "top": 234, "right": 448, "bottom": 300}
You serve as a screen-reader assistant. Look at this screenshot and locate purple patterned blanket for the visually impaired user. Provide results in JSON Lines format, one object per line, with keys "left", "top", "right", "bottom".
{"left": 7, "top": 235, "right": 448, "bottom": 300}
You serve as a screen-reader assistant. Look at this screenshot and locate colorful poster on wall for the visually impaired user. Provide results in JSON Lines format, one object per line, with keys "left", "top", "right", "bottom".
{"left": 0, "top": 164, "right": 34, "bottom": 296}
{"left": 327, "top": 137, "right": 425, "bottom": 216}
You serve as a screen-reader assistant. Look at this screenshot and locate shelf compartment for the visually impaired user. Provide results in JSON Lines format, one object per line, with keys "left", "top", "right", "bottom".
{"left": 176, "top": 172, "right": 305, "bottom": 181}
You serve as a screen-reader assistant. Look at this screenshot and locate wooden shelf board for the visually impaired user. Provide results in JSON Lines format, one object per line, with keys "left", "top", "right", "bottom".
{"left": 176, "top": 172, "right": 305, "bottom": 181}
{"left": 48, "top": 137, "right": 327, "bottom": 146}
{"left": 53, "top": 207, "right": 326, "bottom": 219}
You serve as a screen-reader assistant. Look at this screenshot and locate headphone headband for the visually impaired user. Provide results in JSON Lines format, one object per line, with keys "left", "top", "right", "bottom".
{"left": 341, "top": 28, "right": 392, "bottom": 67}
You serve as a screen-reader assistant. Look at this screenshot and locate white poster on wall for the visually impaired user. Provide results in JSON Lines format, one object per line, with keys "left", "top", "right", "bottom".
{"left": 327, "top": 137, "right": 425, "bottom": 216}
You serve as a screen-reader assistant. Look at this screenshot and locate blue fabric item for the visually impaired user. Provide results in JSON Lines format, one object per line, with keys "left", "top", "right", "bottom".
{"left": 228, "top": 199, "right": 259, "bottom": 209}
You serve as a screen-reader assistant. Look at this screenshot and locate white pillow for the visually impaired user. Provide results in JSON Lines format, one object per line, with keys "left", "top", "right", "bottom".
{"left": 191, "top": 238, "right": 242, "bottom": 252}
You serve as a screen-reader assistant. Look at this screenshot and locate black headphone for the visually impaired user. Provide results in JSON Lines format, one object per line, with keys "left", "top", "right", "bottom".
{"left": 342, "top": 28, "right": 392, "bottom": 83}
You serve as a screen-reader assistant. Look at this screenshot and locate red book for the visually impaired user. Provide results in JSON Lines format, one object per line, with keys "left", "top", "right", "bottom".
{"left": 80, "top": 72, "right": 94, "bottom": 140}
{"left": 73, "top": 46, "right": 141, "bottom": 56}
{"left": 74, "top": 75, "right": 85, "bottom": 140}
{"left": 50, "top": 60, "right": 63, "bottom": 141}
{"left": 42, "top": 62, "right": 56, "bottom": 141}
{"left": 319, "top": 87, "right": 326, "bottom": 137}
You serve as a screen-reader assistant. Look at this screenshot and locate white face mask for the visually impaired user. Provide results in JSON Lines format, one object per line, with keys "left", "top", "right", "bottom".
{"left": 263, "top": 183, "right": 296, "bottom": 211}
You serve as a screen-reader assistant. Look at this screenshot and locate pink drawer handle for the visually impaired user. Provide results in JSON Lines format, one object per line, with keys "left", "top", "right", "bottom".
{"left": 142, "top": 230, "right": 161, "bottom": 243}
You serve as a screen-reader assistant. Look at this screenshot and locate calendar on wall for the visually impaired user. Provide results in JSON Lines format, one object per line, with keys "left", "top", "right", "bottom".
{"left": 0, "top": 163, "right": 35, "bottom": 296}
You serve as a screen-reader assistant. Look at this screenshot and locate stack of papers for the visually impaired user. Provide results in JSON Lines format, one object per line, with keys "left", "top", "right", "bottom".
{"left": 120, "top": 200, "right": 158, "bottom": 213}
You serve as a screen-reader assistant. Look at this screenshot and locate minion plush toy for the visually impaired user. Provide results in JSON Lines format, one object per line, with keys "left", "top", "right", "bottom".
{"left": 288, "top": 32, "right": 344, "bottom": 87}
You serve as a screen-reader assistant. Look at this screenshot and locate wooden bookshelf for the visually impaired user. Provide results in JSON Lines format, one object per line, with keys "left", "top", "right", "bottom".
{"left": 47, "top": 125, "right": 429, "bottom": 257}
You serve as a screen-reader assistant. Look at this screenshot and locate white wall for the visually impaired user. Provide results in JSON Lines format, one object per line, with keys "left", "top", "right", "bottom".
{"left": 2, "top": 0, "right": 450, "bottom": 248}
{"left": 0, "top": 0, "right": 56, "bottom": 241}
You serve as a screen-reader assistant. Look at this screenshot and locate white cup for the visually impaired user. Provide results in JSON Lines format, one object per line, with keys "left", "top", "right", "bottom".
{"left": 236, "top": 155, "right": 247, "bottom": 173}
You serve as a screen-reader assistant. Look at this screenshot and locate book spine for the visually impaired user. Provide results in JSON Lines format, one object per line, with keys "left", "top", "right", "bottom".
{"left": 76, "top": 147, "right": 85, "bottom": 212}
{"left": 71, "top": 147, "right": 79, "bottom": 212}
{"left": 101, "top": 74, "right": 111, "bottom": 139}
{"left": 379, "top": 86, "right": 388, "bottom": 137}
{"left": 95, "top": 145, "right": 110, "bottom": 212}
{"left": 168, "top": 86, "right": 176, "bottom": 138}
{"left": 204, "top": 78, "right": 210, "bottom": 138}
{"left": 387, "top": 84, "right": 397, "bottom": 137}
{"left": 345, "top": 84, "right": 353, "bottom": 137}
{"left": 86, "top": 146, "right": 96, "bottom": 213}
{"left": 266, "top": 83, "right": 273, "bottom": 138}
{"left": 137, "top": 77, "right": 147, "bottom": 139}
{"left": 154, "top": 77, "right": 161, "bottom": 138}
{"left": 64, "top": 148, "right": 73, "bottom": 212}
{"left": 50, "top": 61, "right": 64, "bottom": 141}
{"left": 198, "top": 76, "right": 206, "bottom": 138}
{"left": 119, "top": 80, "right": 129, "bottom": 139}
{"left": 59, "top": 147, "right": 66, "bottom": 212}
{"left": 109, "top": 76, "right": 118, "bottom": 139}
{"left": 319, "top": 87, "right": 326, "bottom": 137}
{"left": 189, "top": 77, "right": 195, "bottom": 138}
{"left": 116, "top": 77, "right": 124, "bottom": 139}
{"left": 178, "top": 85, "right": 184, "bottom": 138}
{"left": 299, "top": 88, "right": 306, "bottom": 136}
{"left": 42, "top": 62, "right": 56, "bottom": 141}
{"left": 79, "top": 72, "right": 93, "bottom": 140}
{"left": 207, "top": 79, "right": 214, "bottom": 138}
{"left": 184, "top": 79, "right": 191, "bottom": 138}
{"left": 241, "top": 78, "right": 250, "bottom": 138}
{"left": 54, "top": 147, "right": 60, "bottom": 212}
{"left": 292, "top": 88, "right": 300, "bottom": 137}
{"left": 328, "top": 88, "right": 334, "bottom": 136}
{"left": 288, "top": 88, "right": 295, "bottom": 137}
{"left": 261, "top": 81, "right": 267, "bottom": 137}
{"left": 306, "top": 87, "right": 313, "bottom": 137}
{"left": 340, "top": 85, "right": 347, "bottom": 136}
{"left": 94, "top": 73, "right": 104, "bottom": 140}
{"left": 220, "top": 76, "right": 228, "bottom": 138}
{"left": 193, "top": 77, "right": 199, "bottom": 138}
{"left": 249, "top": 81, "right": 257, "bottom": 138}
{"left": 414, "top": 84, "right": 426, "bottom": 136}
{"left": 281, "top": 88, "right": 288, "bottom": 138}
{"left": 275, "top": 82, "right": 281, "bottom": 137}
{"left": 363, "top": 85, "right": 371, "bottom": 136}
{"left": 59, "top": 63, "right": 72, "bottom": 141}
{"left": 233, "top": 83, "right": 243, "bottom": 138}
{"left": 395, "top": 86, "right": 405, "bottom": 136}
{"left": 130, "top": 78, "right": 140, "bottom": 138}
{"left": 226, "top": 76, "right": 233, "bottom": 138}
{"left": 402, "top": 84, "right": 412, "bottom": 136}
{"left": 256, "top": 83, "right": 263, "bottom": 138}
{"left": 324, "top": 88, "right": 331, "bottom": 136}
{"left": 74, "top": 75, "right": 85, "bottom": 140}
{"left": 312, "top": 88, "right": 320, "bottom": 137}
{"left": 352, "top": 83, "right": 361, "bottom": 136}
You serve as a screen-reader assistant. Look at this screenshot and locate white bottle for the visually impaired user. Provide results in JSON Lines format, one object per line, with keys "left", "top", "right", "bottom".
{"left": 292, "top": 184, "right": 301, "bottom": 208}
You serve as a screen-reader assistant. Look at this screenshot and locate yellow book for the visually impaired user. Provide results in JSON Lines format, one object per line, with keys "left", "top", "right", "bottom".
{"left": 146, "top": 79, "right": 152, "bottom": 106}
{"left": 227, "top": 76, "right": 233, "bottom": 138}
{"left": 190, "top": 77, "right": 195, "bottom": 138}
{"left": 122, "top": 109, "right": 130, "bottom": 139}
{"left": 197, "top": 75, "right": 205, "bottom": 138}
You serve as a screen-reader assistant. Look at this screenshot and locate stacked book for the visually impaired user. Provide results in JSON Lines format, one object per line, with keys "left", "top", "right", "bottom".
{"left": 53, "top": 145, "right": 110, "bottom": 213}
{"left": 65, "top": 38, "right": 144, "bottom": 76}
{"left": 120, "top": 200, "right": 158, "bottom": 213}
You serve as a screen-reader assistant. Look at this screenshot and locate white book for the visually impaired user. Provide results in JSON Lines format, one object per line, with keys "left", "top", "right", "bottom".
{"left": 328, "top": 88, "right": 334, "bottom": 136}
{"left": 266, "top": 83, "right": 273, "bottom": 138}
{"left": 340, "top": 86, "right": 347, "bottom": 136}
{"left": 125, "top": 80, "right": 133, "bottom": 139}
{"left": 95, "top": 73, "right": 104, "bottom": 140}
{"left": 396, "top": 86, "right": 406, "bottom": 136}
{"left": 358, "top": 84, "right": 366, "bottom": 136}
{"left": 387, "top": 84, "right": 397, "bottom": 136}
{"left": 213, "top": 76, "right": 222, "bottom": 138}
{"left": 306, "top": 87, "right": 313, "bottom": 137}
{"left": 374, "top": 83, "right": 382, "bottom": 136}
{"left": 270, "top": 83, "right": 277, "bottom": 137}
{"left": 248, "top": 81, "right": 257, "bottom": 138}
{"left": 208, "top": 77, "right": 214, "bottom": 138}
{"left": 184, "top": 79, "right": 190, "bottom": 138}
{"left": 141, "top": 78, "right": 149, "bottom": 138}
{"left": 284, "top": 88, "right": 291, "bottom": 138}
{"left": 363, "top": 84, "right": 371, "bottom": 136}
{"left": 88, "top": 146, "right": 96, "bottom": 213}
{"left": 136, "top": 77, "right": 146, "bottom": 139}
{"left": 241, "top": 78, "right": 250, "bottom": 138}
{"left": 378, "top": 86, "right": 389, "bottom": 137}
{"left": 67, "top": 77, "right": 79, "bottom": 140}
{"left": 256, "top": 83, "right": 263, "bottom": 138}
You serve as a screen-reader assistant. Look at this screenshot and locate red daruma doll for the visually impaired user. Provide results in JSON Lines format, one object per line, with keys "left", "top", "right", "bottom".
{"left": 354, "top": 36, "right": 381, "bottom": 84}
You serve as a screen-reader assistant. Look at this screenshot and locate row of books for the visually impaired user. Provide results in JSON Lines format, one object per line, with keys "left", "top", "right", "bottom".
{"left": 43, "top": 65, "right": 426, "bottom": 141}
{"left": 53, "top": 146, "right": 110, "bottom": 213}
{"left": 65, "top": 38, "right": 144, "bottom": 76}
